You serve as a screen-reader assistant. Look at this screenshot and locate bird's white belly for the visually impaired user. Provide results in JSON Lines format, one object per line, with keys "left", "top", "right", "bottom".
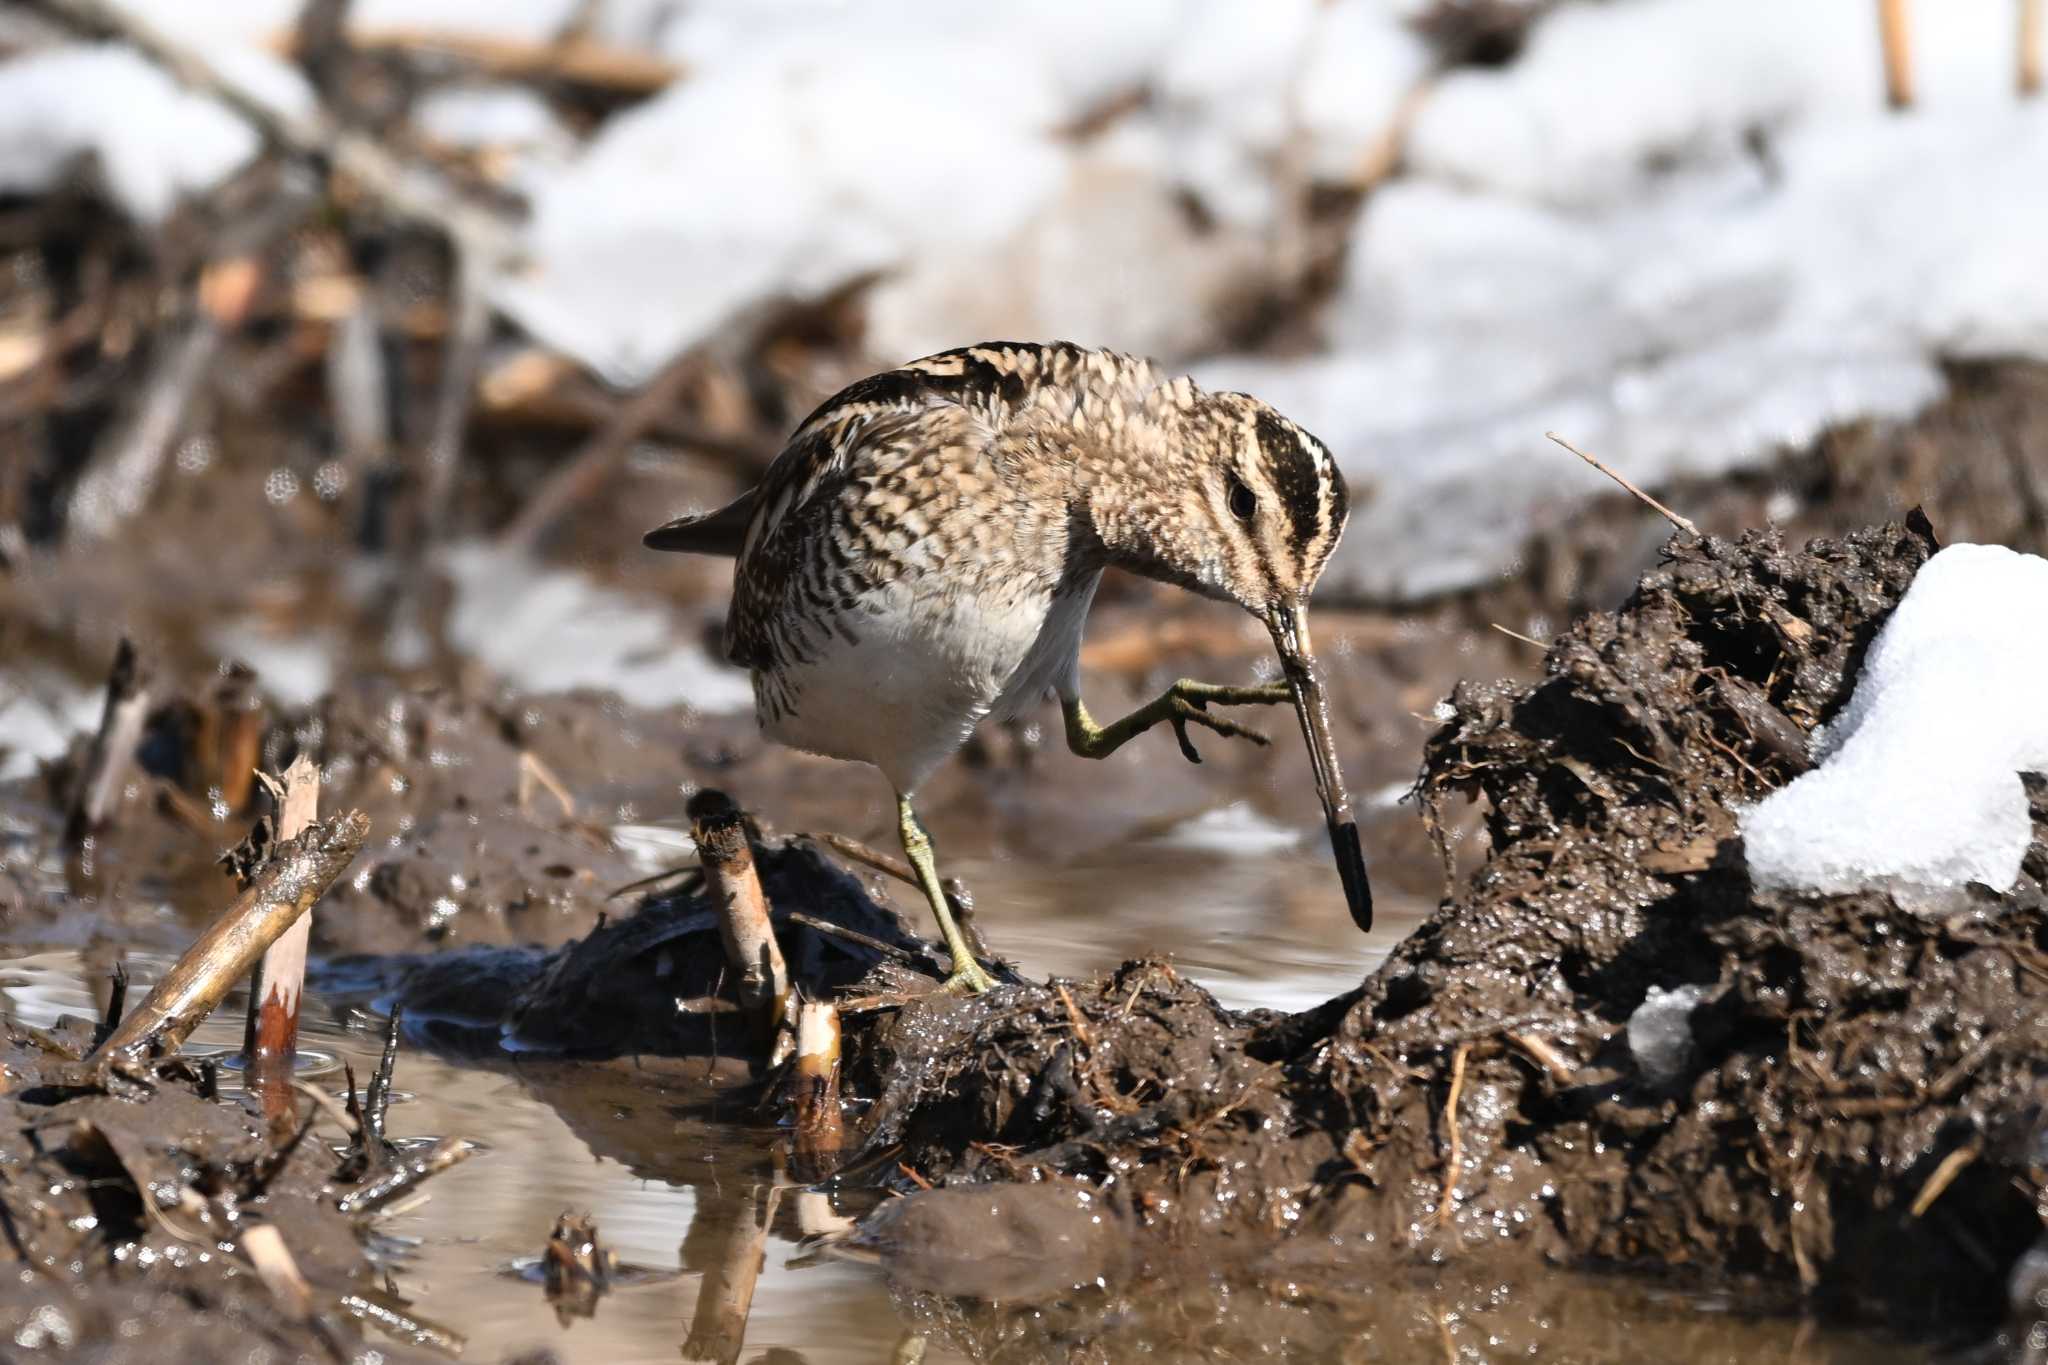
{"left": 759, "top": 574, "right": 1097, "bottom": 793}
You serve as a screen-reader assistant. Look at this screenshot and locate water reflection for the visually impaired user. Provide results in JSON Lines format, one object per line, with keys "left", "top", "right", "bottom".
{"left": 0, "top": 946, "right": 1938, "bottom": 1364}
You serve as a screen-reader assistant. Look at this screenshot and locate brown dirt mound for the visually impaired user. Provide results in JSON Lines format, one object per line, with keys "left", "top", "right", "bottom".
{"left": 861, "top": 519, "right": 2048, "bottom": 1335}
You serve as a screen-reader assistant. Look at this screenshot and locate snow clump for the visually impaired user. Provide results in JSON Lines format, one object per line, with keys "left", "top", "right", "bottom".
{"left": 1741, "top": 544, "right": 2048, "bottom": 907}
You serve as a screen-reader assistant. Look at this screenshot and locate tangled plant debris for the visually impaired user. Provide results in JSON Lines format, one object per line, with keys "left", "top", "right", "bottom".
{"left": 846, "top": 518, "right": 2048, "bottom": 1346}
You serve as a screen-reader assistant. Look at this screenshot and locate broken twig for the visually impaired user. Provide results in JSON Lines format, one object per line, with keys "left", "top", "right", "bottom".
{"left": 689, "top": 791, "right": 790, "bottom": 1057}
{"left": 1909, "top": 1142, "right": 1981, "bottom": 1218}
{"left": 1503, "top": 1030, "right": 1576, "bottom": 1085}
{"left": 1545, "top": 431, "right": 1699, "bottom": 538}
{"left": 239, "top": 1223, "right": 314, "bottom": 1319}
{"left": 64, "top": 638, "right": 149, "bottom": 847}
{"left": 789, "top": 998, "right": 845, "bottom": 1181}
{"left": 802, "top": 830, "right": 987, "bottom": 959}
{"left": 543, "top": 1211, "right": 617, "bottom": 1322}
{"left": 498, "top": 342, "right": 701, "bottom": 551}
{"left": 336, "top": 1134, "right": 472, "bottom": 1215}
{"left": 91, "top": 812, "right": 368, "bottom": 1062}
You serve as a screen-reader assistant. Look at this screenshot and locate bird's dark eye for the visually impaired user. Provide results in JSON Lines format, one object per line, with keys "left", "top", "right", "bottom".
{"left": 1227, "top": 473, "right": 1256, "bottom": 521}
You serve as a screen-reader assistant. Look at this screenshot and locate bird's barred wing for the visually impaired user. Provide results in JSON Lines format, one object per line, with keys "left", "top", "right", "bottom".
{"left": 721, "top": 397, "right": 947, "bottom": 672}
{"left": 647, "top": 341, "right": 1169, "bottom": 672}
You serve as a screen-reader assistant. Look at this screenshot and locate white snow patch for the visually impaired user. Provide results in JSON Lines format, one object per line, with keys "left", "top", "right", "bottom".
{"left": 413, "top": 83, "right": 573, "bottom": 154}
{"left": 440, "top": 541, "right": 753, "bottom": 713}
{"left": 1741, "top": 544, "right": 2048, "bottom": 906}
{"left": 1209, "top": 92, "right": 2048, "bottom": 597}
{"left": 1407, "top": 0, "right": 2022, "bottom": 208}
{"left": 206, "top": 623, "right": 337, "bottom": 708}
{"left": 0, "top": 45, "right": 268, "bottom": 221}
{"left": 495, "top": 18, "right": 1071, "bottom": 383}
{"left": 864, "top": 120, "right": 1265, "bottom": 365}
{"left": 1156, "top": 801, "right": 1306, "bottom": 856}
{"left": 108, "top": 0, "right": 590, "bottom": 49}
{"left": 1155, "top": 0, "right": 1426, "bottom": 226}
{"left": 0, "top": 675, "right": 103, "bottom": 783}
{"left": 609, "top": 822, "right": 696, "bottom": 874}
{"left": 1628, "top": 983, "right": 1715, "bottom": 1084}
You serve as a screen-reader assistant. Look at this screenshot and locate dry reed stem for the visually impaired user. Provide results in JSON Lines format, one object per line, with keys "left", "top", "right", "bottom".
{"left": 689, "top": 792, "right": 790, "bottom": 1053}
{"left": 92, "top": 812, "right": 368, "bottom": 1061}
{"left": 1489, "top": 622, "right": 1547, "bottom": 651}
{"left": 246, "top": 754, "right": 321, "bottom": 1136}
{"left": 1545, "top": 431, "right": 1700, "bottom": 537}
{"left": 65, "top": 639, "right": 148, "bottom": 846}
{"left": 239, "top": 1223, "right": 313, "bottom": 1319}
{"left": 1909, "top": 1142, "right": 1981, "bottom": 1217}
{"left": 1503, "top": 1030, "right": 1576, "bottom": 1084}
{"left": 2023, "top": 0, "right": 2044, "bottom": 96}
{"left": 1878, "top": 0, "right": 1914, "bottom": 109}
{"left": 204, "top": 669, "right": 267, "bottom": 815}
{"left": 517, "top": 750, "right": 576, "bottom": 819}
{"left": 281, "top": 24, "right": 681, "bottom": 94}
{"left": 791, "top": 999, "right": 846, "bottom": 1178}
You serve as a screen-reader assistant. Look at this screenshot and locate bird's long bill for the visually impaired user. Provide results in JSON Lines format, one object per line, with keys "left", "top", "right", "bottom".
{"left": 1267, "top": 602, "right": 1374, "bottom": 933}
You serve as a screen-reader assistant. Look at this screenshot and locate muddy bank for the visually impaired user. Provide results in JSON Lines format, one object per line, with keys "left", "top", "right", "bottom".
{"left": 855, "top": 518, "right": 2047, "bottom": 1343}
{"left": 0, "top": 1010, "right": 492, "bottom": 1362}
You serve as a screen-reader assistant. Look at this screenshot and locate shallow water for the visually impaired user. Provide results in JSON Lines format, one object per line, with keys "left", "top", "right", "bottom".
{"left": 0, "top": 862, "right": 1931, "bottom": 1365}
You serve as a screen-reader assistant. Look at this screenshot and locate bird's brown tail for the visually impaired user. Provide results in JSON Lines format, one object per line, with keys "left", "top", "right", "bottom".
{"left": 643, "top": 487, "right": 757, "bottom": 558}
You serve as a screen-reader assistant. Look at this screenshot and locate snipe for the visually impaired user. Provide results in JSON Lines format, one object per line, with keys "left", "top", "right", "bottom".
{"left": 648, "top": 342, "right": 1371, "bottom": 993}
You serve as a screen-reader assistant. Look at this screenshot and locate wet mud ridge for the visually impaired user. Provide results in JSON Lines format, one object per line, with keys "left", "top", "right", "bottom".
{"left": 0, "top": 1012, "right": 468, "bottom": 1363}
{"left": 858, "top": 519, "right": 2048, "bottom": 1335}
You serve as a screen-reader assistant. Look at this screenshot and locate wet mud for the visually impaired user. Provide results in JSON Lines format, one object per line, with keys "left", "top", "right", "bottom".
{"left": 850, "top": 518, "right": 2048, "bottom": 1353}
{"left": 0, "top": 1011, "right": 464, "bottom": 1363}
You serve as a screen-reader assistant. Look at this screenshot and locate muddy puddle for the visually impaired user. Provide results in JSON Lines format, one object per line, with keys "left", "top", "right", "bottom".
{"left": 0, "top": 940, "right": 1928, "bottom": 1364}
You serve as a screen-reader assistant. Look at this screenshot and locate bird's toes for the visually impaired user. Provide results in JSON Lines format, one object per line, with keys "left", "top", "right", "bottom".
{"left": 939, "top": 962, "right": 998, "bottom": 996}
{"left": 1175, "top": 700, "right": 1271, "bottom": 750}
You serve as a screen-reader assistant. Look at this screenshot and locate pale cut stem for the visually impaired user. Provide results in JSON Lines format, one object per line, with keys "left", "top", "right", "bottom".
{"left": 689, "top": 792, "right": 790, "bottom": 1050}
{"left": 246, "top": 753, "right": 320, "bottom": 1138}
{"left": 65, "top": 638, "right": 148, "bottom": 847}
{"left": 2023, "top": 0, "right": 2044, "bottom": 96}
{"left": 790, "top": 998, "right": 845, "bottom": 1179}
{"left": 1878, "top": 0, "right": 1914, "bottom": 109}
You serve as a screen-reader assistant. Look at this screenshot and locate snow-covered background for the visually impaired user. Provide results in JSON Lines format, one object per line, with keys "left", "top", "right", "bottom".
{"left": 3, "top": 0, "right": 2043, "bottom": 598}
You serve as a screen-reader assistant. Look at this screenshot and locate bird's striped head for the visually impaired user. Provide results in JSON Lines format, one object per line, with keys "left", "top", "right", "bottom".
{"left": 1178, "top": 392, "right": 1349, "bottom": 616}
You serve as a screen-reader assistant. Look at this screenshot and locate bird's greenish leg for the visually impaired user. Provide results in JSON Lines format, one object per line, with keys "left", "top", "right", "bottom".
{"left": 1063, "top": 679, "right": 1291, "bottom": 764}
{"left": 898, "top": 794, "right": 996, "bottom": 995}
